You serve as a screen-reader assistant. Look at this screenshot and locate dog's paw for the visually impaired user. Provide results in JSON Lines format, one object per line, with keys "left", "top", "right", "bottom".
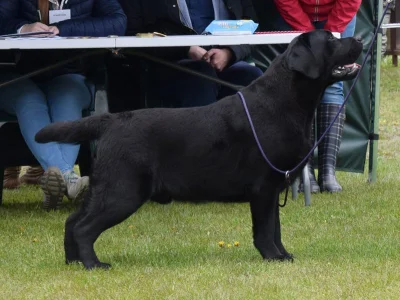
{"left": 282, "top": 253, "right": 294, "bottom": 262}
{"left": 84, "top": 261, "right": 112, "bottom": 270}
{"left": 280, "top": 251, "right": 294, "bottom": 262}
{"left": 263, "top": 253, "right": 293, "bottom": 263}
{"left": 66, "top": 258, "right": 81, "bottom": 265}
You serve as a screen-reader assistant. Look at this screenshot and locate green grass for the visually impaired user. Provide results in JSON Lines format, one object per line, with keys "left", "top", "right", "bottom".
{"left": 1, "top": 61, "right": 400, "bottom": 299}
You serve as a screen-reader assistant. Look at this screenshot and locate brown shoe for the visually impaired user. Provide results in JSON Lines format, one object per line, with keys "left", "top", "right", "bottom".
{"left": 20, "top": 165, "right": 45, "bottom": 185}
{"left": 3, "top": 166, "right": 21, "bottom": 189}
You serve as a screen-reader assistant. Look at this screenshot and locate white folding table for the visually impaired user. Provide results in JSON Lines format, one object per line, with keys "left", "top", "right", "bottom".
{"left": 0, "top": 32, "right": 335, "bottom": 49}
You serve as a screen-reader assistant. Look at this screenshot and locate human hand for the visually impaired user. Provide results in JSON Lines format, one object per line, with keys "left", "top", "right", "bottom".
{"left": 48, "top": 26, "right": 59, "bottom": 36}
{"left": 188, "top": 46, "right": 208, "bottom": 61}
{"left": 20, "top": 22, "right": 59, "bottom": 36}
{"left": 202, "top": 48, "right": 233, "bottom": 72}
{"left": 20, "top": 22, "right": 50, "bottom": 33}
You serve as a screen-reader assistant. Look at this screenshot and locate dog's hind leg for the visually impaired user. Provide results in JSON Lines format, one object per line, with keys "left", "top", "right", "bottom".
{"left": 250, "top": 185, "right": 286, "bottom": 261}
{"left": 274, "top": 204, "right": 294, "bottom": 261}
{"left": 65, "top": 206, "right": 86, "bottom": 264}
{"left": 73, "top": 180, "right": 148, "bottom": 270}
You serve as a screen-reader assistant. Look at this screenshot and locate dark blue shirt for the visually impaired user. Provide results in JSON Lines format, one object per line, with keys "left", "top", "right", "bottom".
{"left": 187, "top": 0, "right": 215, "bottom": 34}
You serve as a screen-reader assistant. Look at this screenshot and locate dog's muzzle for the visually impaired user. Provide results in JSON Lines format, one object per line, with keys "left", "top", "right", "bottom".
{"left": 332, "top": 63, "right": 361, "bottom": 79}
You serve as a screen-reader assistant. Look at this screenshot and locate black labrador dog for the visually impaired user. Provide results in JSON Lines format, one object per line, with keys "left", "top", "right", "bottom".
{"left": 36, "top": 30, "right": 363, "bottom": 270}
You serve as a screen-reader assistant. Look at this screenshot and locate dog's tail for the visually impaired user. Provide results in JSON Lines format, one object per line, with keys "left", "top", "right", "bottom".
{"left": 35, "top": 113, "right": 114, "bottom": 144}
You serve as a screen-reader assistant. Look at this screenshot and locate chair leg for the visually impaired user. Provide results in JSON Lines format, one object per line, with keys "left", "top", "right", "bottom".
{"left": 291, "top": 177, "right": 299, "bottom": 200}
{"left": 302, "top": 166, "right": 311, "bottom": 206}
{"left": 0, "top": 164, "right": 4, "bottom": 205}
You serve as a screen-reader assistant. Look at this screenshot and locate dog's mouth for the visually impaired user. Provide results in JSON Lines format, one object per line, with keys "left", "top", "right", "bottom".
{"left": 332, "top": 63, "right": 361, "bottom": 79}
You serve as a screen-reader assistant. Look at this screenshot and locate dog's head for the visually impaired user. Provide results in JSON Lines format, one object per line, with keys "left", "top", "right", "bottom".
{"left": 285, "top": 30, "right": 363, "bottom": 83}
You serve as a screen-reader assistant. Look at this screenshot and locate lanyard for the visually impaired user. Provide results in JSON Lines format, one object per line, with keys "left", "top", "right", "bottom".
{"left": 48, "top": 0, "right": 68, "bottom": 10}
{"left": 60, "top": 0, "right": 69, "bottom": 9}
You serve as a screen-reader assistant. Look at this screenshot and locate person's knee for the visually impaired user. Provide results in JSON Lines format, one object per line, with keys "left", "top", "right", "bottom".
{"left": 183, "top": 60, "right": 217, "bottom": 77}
{"left": 175, "top": 60, "right": 219, "bottom": 107}
{"left": 223, "top": 61, "right": 263, "bottom": 86}
{"left": 180, "top": 60, "right": 219, "bottom": 90}
{"left": 242, "top": 64, "right": 264, "bottom": 81}
{"left": 47, "top": 74, "right": 91, "bottom": 109}
{"left": 0, "top": 75, "right": 44, "bottom": 113}
{"left": 11, "top": 81, "right": 47, "bottom": 115}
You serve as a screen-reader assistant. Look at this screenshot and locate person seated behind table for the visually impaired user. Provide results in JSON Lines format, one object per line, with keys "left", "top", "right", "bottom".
{"left": 0, "top": 0, "right": 127, "bottom": 210}
{"left": 117, "top": 0, "right": 263, "bottom": 108}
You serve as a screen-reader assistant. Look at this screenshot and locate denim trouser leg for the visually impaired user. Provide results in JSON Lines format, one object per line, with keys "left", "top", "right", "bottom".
{"left": 217, "top": 61, "right": 263, "bottom": 99}
{"left": 150, "top": 59, "right": 219, "bottom": 108}
{"left": 149, "top": 59, "right": 262, "bottom": 107}
{"left": 41, "top": 74, "right": 91, "bottom": 172}
{"left": 0, "top": 73, "right": 90, "bottom": 172}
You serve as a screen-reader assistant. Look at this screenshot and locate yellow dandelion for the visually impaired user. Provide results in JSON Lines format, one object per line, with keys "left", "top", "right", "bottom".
{"left": 218, "top": 241, "right": 225, "bottom": 247}
{"left": 32, "top": 238, "right": 38, "bottom": 243}
{"left": 234, "top": 241, "right": 240, "bottom": 247}
{"left": 227, "top": 244, "right": 232, "bottom": 248}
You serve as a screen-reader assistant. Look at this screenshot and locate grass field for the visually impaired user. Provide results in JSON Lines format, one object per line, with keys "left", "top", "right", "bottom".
{"left": 0, "top": 59, "right": 399, "bottom": 299}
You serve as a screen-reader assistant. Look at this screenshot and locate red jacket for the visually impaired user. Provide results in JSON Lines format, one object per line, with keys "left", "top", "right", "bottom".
{"left": 274, "top": 0, "right": 362, "bottom": 33}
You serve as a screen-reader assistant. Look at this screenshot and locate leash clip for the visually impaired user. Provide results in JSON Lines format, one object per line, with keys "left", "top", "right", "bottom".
{"left": 279, "top": 171, "right": 291, "bottom": 208}
{"left": 285, "top": 171, "right": 291, "bottom": 186}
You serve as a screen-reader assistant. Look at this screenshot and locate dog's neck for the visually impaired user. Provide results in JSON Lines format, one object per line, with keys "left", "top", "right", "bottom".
{"left": 246, "top": 55, "right": 327, "bottom": 118}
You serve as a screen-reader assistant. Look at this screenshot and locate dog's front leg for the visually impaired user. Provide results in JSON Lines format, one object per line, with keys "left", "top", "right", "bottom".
{"left": 249, "top": 187, "right": 286, "bottom": 261}
{"left": 274, "top": 204, "right": 294, "bottom": 261}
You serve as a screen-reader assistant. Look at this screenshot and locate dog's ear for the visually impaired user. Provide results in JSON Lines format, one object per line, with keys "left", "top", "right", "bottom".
{"left": 286, "top": 36, "right": 322, "bottom": 79}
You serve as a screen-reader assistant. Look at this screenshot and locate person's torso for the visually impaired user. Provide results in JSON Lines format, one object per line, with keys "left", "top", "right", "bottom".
{"left": 16, "top": 0, "right": 95, "bottom": 24}
{"left": 298, "top": 0, "right": 337, "bottom": 22}
{"left": 180, "top": 0, "right": 241, "bottom": 33}
{"left": 186, "top": 0, "right": 215, "bottom": 33}
{"left": 15, "top": 0, "right": 97, "bottom": 80}
{"left": 121, "top": 0, "right": 249, "bottom": 35}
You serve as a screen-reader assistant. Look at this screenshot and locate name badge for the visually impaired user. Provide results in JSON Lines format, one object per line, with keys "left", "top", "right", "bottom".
{"left": 49, "top": 9, "right": 71, "bottom": 24}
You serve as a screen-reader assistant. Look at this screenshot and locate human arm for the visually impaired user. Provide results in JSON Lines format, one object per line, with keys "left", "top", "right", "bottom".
{"left": 56, "top": 0, "right": 127, "bottom": 37}
{"left": 0, "top": 2, "right": 58, "bottom": 36}
{"left": 273, "top": 0, "right": 314, "bottom": 31}
{"left": 324, "top": 0, "right": 362, "bottom": 33}
{"left": 0, "top": 1, "right": 35, "bottom": 35}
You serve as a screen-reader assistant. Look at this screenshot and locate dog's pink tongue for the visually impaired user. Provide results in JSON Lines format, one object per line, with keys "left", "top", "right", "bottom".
{"left": 344, "top": 63, "right": 360, "bottom": 68}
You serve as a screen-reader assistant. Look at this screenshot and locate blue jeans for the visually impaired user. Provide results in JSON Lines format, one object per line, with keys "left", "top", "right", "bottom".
{"left": 149, "top": 60, "right": 263, "bottom": 107}
{"left": 275, "top": 16, "right": 357, "bottom": 104}
{"left": 0, "top": 73, "right": 91, "bottom": 173}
